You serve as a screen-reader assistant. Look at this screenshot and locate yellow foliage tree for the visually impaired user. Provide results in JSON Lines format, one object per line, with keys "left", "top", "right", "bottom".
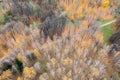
{"left": 17, "top": 76, "right": 23, "bottom": 80}
{"left": 102, "top": 0, "right": 110, "bottom": 7}
{"left": 0, "top": 69, "right": 13, "bottom": 80}
{"left": 17, "top": 53, "right": 24, "bottom": 62}
{"left": 33, "top": 49, "right": 42, "bottom": 59}
{"left": 23, "top": 67, "right": 36, "bottom": 79}
{"left": 33, "top": 49, "right": 39, "bottom": 55}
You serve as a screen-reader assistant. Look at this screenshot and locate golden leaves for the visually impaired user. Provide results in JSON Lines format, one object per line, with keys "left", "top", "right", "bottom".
{"left": 17, "top": 76, "right": 23, "bottom": 80}
{"left": 0, "top": 69, "right": 12, "bottom": 80}
{"left": 17, "top": 53, "right": 24, "bottom": 62}
{"left": 34, "top": 49, "right": 39, "bottom": 55}
{"left": 102, "top": 0, "right": 110, "bottom": 7}
{"left": 23, "top": 67, "right": 36, "bottom": 79}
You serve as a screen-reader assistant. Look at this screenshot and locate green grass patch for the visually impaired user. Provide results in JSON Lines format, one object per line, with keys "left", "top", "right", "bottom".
{"left": 0, "top": 14, "right": 5, "bottom": 24}
{"left": 101, "top": 19, "right": 114, "bottom": 44}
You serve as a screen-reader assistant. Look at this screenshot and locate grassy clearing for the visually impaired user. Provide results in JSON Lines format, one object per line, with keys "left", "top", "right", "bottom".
{"left": 101, "top": 19, "right": 114, "bottom": 44}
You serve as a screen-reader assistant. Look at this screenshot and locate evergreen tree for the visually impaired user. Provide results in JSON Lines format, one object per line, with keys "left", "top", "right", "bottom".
{"left": 14, "top": 57, "right": 23, "bottom": 74}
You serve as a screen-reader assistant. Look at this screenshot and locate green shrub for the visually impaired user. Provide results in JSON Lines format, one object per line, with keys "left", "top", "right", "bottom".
{"left": 14, "top": 57, "right": 23, "bottom": 74}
